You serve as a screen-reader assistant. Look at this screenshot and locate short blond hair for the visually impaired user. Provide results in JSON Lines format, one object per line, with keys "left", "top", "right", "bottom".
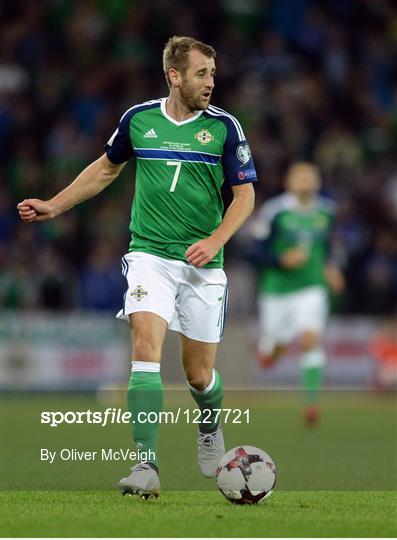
{"left": 286, "top": 161, "right": 320, "bottom": 180}
{"left": 163, "top": 36, "right": 216, "bottom": 88}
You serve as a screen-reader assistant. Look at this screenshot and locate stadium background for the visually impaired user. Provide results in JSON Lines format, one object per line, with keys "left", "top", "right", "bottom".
{"left": 1, "top": 0, "right": 396, "bottom": 388}
{"left": 1, "top": 3, "right": 396, "bottom": 537}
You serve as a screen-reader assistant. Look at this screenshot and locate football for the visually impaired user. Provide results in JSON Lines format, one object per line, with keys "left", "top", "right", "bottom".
{"left": 216, "top": 445, "right": 276, "bottom": 504}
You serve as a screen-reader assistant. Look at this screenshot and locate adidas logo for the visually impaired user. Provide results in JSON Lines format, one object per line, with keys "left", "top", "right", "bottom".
{"left": 143, "top": 128, "right": 158, "bottom": 138}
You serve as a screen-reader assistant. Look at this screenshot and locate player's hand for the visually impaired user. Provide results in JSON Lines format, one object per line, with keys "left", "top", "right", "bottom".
{"left": 17, "top": 199, "right": 56, "bottom": 222}
{"left": 279, "top": 247, "right": 308, "bottom": 269}
{"left": 325, "top": 265, "right": 345, "bottom": 293}
{"left": 185, "top": 237, "right": 222, "bottom": 268}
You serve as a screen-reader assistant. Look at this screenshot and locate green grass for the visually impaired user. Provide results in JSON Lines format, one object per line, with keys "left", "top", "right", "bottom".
{"left": 1, "top": 490, "right": 396, "bottom": 537}
{"left": 1, "top": 390, "right": 396, "bottom": 536}
{"left": 2, "top": 390, "right": 396, "bottom": 491}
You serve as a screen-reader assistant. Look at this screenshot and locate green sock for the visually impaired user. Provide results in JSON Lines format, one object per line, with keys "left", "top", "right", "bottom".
{"left": 128, "top": 362, "right": 163, "bottom": 466}
{"left": 300, "top": 348, "right": 326, "bottom": 403}
{"left": 189, "top": 370, "right": 223, "bottom": 433}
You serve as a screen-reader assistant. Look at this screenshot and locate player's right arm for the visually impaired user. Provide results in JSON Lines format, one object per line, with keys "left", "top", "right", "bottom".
{"left": 17, "top": 154, "right": 126, "bottom": 222}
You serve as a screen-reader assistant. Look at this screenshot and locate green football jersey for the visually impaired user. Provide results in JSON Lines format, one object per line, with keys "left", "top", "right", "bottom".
{"left": 252, "top": 193, "right": 335, "bottom": 294}
{"left": 105, "top": 98, "right": 257, "bottom": 268}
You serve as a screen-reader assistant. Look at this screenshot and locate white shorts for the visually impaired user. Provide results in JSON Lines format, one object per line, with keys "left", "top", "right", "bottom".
{"left": 117, "top": 252, "right": 228, "bottom": 343}
{"left": 258, "top": 286, "right": 328, "bottom": 352}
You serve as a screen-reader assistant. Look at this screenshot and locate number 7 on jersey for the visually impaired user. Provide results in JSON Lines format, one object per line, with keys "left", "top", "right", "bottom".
{"left": 166, "top": 161, "right": 182, "bottom": 192}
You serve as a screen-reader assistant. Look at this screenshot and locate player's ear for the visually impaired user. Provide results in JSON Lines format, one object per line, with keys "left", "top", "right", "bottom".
{"left": 169, "top": 68, "right": 182, "bottom": 88}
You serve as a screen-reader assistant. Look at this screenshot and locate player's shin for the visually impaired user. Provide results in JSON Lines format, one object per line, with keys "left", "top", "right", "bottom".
{"left": 300, "top": 348, "right": 326, "bottom": 403}
{"left": 127, "top": 361, "right": 163, "bottom": 467}
{"left": 188, "top": 369, "right": 223, "bottom": 433}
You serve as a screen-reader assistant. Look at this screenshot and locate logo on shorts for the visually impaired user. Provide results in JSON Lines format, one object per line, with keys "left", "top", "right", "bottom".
{"left": 130, "top": 285, "right": 148, "bottom": 301}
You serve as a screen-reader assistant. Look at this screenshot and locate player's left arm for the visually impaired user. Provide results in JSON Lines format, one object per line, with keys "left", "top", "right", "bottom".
{"left": 186, "top": 183, "right": 255, "bottom": 268}
{"left": 324, "top": 264, "right": 345, "bottom": 293}
{"left": 323, "top": 203, "right": 346, "bottom": 293}
{"left": 186, "top": 116, "right": 257, "bottom": 267}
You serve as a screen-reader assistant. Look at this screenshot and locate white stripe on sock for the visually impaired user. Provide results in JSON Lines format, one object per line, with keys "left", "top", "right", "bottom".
{"left": 131, "top": 361, "right": 161, "bottom": 373}
{"left": 188, "top": 369, "right": 216, "bottom": 395}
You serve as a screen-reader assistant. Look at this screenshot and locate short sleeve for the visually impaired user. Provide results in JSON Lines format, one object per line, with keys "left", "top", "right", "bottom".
{"left": 222, "top": 118, "right": 257, "bottom": 185}
{"left": 250, "top": 203, "right": 273, "bottom": 240}
{"left": 104, "top": 110, "right": 134, "bottom": 164}
{"left": 250, "top": 194, "right": 289, "bottom": 240}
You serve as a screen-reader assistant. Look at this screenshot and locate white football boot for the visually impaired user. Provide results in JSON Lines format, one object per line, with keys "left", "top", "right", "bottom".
{"left": 119, "top": 462, "right": 160, "bottom": 499}
{"left": 197, "top": 425, "right": 225, "bottom": 478}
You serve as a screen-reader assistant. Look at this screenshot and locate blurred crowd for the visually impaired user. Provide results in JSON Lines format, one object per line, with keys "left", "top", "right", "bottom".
{"left": 1, "top": 0, "right": 397, "bottom": 316}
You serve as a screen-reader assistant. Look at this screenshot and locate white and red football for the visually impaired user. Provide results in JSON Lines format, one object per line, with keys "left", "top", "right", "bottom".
{"left": 216, "top": 445, "right": 276, "bottom": 504}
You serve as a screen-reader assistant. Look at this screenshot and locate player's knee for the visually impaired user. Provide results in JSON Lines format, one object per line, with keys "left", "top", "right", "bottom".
{"left": 133, "top": 339, "right": 161, "bottom": 363}
{"left": 186, "top": 369, "right": 212, "bottom": 391}
{"left": 299, "top": 331, "right": 319, "bottom": 351}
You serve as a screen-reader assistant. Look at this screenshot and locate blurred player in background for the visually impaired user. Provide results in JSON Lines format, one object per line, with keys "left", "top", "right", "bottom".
{"left": 250, "top": 162, "right": 344, "bottom": 426}
{"left": 17, "top": 36, "right": 256, "bottom": 498}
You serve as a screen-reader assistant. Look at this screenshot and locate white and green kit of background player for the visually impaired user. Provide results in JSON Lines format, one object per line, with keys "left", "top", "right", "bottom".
{"left": 105, "top": 98, "right": 257, "bottom": 496}
{"left": 251, "top": 192, "right": 336, "bottom": 401}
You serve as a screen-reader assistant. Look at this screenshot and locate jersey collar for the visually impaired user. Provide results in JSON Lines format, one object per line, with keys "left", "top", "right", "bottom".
{"left": 160, "top": 98, "right": 204, "bottom": 126}
{"left": 287, "top": 192, "right": 318, "bottom": 212}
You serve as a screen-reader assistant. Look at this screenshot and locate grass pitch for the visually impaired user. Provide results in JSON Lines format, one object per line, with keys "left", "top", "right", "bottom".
{"left": 1, "top": 490, "right": 396, "bottom": 537}
{"left": 1, "top": 390, "right": 396, "bottom": 537}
